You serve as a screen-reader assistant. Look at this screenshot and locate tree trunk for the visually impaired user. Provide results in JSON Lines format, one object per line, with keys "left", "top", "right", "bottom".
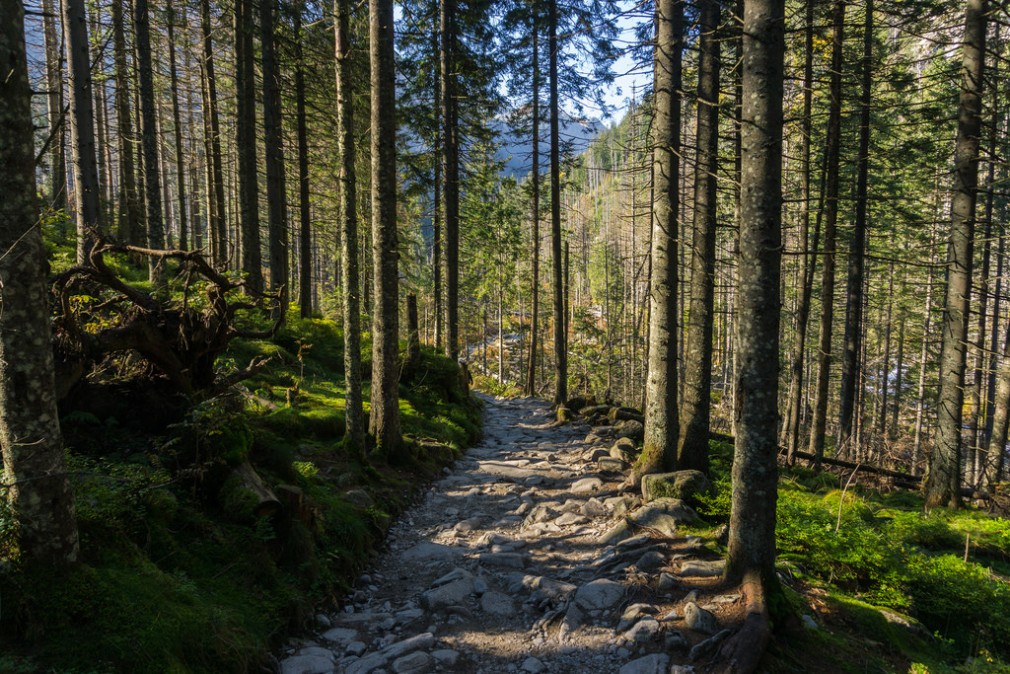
{"left": 295, "top": 3, "right": 313, "bottom": 317}
{"left": 442, "top": 0, "right": 460, "bottom": 360}
{"left": 549, "top": 0, "right": 566, "bottom": 405}
{"left": 166, "top": 0, "right": 189, "bottom": 250}
{"left": 134, "top": 0, "right": 165, "bottom": 287}
{"left": 262, "top": 0, "right": 289, "bottom": 316}
{"left": 432, "top": 0, "right": 442, "bottom": 351}
{"left": 677, "top": 0, "right": 720, "bottom": 474}
{"left": 525, "top": 10, "right": 541, "bottom": 397}
{"left": 336, "top": 0, "right": 366, "bottom": 454}
{"left": 0, "top": 0, "right": 80, "bottom": 564}
{"left": 235, "top": 0, "right": 262, "bottom": 291}
{"left": 42, "top": 0, "right": 67, "bottom": 211}
{"left": 838, "top": 0, "right": 873, "bottom": 451}
{"left": 878, "top": 262, "right": 894, "bottom": 435}
{"left": 926, "top": 0, "right": 986, "bottom": 509}
{"left": 369, "top": 0, "right": 403, "bottom": 457}
{"left": 784, "top": 0, "right": 816, "bottom": 464}
{"left": 201, "top": 0, "right": 227, "bottom": 267}
{"left": 637, "top": 0, "right": 682, "bottom": 482}
{"left": 808, "top": 0, "right": 846, "bottom": 467}
{"left": 63, "top": 0, "right": 101, "bottom": 262}
{"left": 726, "top": 0, "right": 784, "bottom": 594}
{"left": 912, "top": 227, "right": 936, "bottom": 473}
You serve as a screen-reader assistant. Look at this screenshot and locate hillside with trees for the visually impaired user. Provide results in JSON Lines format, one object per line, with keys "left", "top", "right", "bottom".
{"left": 3, "top": 0, "right": 1010, "bottom": 671}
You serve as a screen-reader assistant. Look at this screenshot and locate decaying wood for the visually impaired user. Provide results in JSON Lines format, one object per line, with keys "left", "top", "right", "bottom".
{"left": 52, "top": 233, "right": 281, "bottom": 397}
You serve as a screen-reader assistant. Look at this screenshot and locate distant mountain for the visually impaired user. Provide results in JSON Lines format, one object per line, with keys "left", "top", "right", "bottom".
{"left": 494, "top": 112, "right": 604, "bottom": 177}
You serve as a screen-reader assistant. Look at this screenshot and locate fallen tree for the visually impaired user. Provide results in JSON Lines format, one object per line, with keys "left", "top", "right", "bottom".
{"left": 51, "top": 234, "right": 280, "bottom": 399}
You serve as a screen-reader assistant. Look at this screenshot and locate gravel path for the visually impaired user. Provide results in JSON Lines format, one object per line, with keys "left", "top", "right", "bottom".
{"left": 278, "top": 395, "right": 742, "bottom": 674}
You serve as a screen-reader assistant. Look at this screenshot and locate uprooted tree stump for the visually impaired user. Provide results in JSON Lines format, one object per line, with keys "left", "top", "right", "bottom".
{"left": 52, "top": 235, "right": 281, "bottom": 399}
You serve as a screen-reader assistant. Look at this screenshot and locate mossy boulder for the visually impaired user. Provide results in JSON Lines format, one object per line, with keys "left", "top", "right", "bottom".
{"left": 641, "top": 470, "right": 712, "bottom": 505}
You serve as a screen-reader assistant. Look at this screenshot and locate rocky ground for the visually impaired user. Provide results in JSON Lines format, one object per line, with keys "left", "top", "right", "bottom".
{"left": 277, "top": 394, "right": 749, "bottom": 674}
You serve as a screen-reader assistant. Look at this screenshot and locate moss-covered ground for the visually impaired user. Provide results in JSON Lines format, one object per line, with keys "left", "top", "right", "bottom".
{"left": 0, "top": 310, "right": 482, "bottom": 674}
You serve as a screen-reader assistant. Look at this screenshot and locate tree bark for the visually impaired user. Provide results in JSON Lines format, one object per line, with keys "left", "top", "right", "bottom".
{"left": 808, "top": 0, "right": 846, "bottom": 467}
{"left": 926, "top": 0, "right": 987, "bottom": 509}
{"left": 235, "top": 0, "right": 262, "bottom": 291}
{"left": 42, "top": 0, "right": 67, "bottom": 211}
{"left": 134, "top": 0, "right": 165, "bottom": 287}
{"left": 678, "top": 0, "right": 720, "bottom": 474}
{"left": 525, "top": 9, "right": 541, "bottom": 397}
{"left": 369, "top": 0, "right": 403, "bottom": 457}
{"left": 839, "top": 0, "right": 873, "bottom": 451}
{"left": 262, "top": 0, "right": 289, "bottom": 316}
{"left": 549, "top": 0, "right": 567, "bottom": 405}
{"left": 442, "top": 0, "right": 460, "bottom": 360}
{"left": 336, "top": 0, "right": 366, "bottom": 454}
{"left": 166, "top": 0, "right": 189, "bottom": 250}
{"left": 63, "top": 0, "right": 102, "bottom": 262}
{"left": 201, "top": 0, "right": 227, "bottom": 267}
{"left": 295, "top": 3, "right": 313, "bottom": 317}
{"left": 0, "top": 0, "right": 80, "bottom": 564}
{"left": 637, "top": 0, "right": 682, "bottom": 481}
{"left": 725, "top": 0, "right": 784, "bottom": 594}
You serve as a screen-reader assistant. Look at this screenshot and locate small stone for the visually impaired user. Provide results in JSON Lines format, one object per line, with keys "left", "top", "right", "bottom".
{"left": 279, "top": 654, "right": 335, "bottom": 674}
{"left": 679, "top": 560, "right": 725, "bottom": 577}
{"left": 600, "top": 520, "right": 633, "bottom": 545}
{"left": 658, "top": 572, "right": 677, "bottom": 591}
{"left": 572, "top": 477, "right": 604, "bottom": 495}
{"left": 346, "top": 641, "right": 367, "bottom": 657}
{"left": 556, "top": 512, "right": 590, "bottom": 527}
{"left": 623, "top": 616, "right": 661, "bottom": 643}
{"left": 432, "top": 649, "right": 460, "bottom": 667}
{"left": 321, "top": 627, "right": 358, "bottom": 646}
{"left": 598, "top": 457, "right": 629, "bottom": 472}
{"left": 481, "top": 591, "right": 516, "bottom": 616}
{"left": 659, "top": 608, "right": 680, "bottom": 621}
{"left": 479, "top": 552, "right": 526, "bottom": 568}
{"left": 628, "top": 498, "right": 698, "bottom": 538}
{"left": 617, "top": 653, "right": 669, "bottom": 674}
{"left": 665, "top": 630, "right": 688, "bottom": 650}
{"left": 590, "top": 447, "right": 611, "bottom": 462}
{"left": 473, "top": 576, "right": 489, "bottom": 595}
{"left": 344, "top": 488, "right": 374, "bottom": 508}
{"left": 315, "top": 614, "right": 332, "bottom": 629}
{"left": 392, "top": 650, "right": 434, "bottom": 674}
{"left": 575, "top": 579, "right": 626, "bottom": 611}
{"left": 636, "top": 550, "right": 666, "bottom": 572}
{"left": 617, "top": 603, "right": 657, "bottom": 631}
{"left": 395, "top": 608, "right": 424, "bottom": 625}
{"left": 802, "top": 614, "right": 819, "bottom": 630}
{"left": 521, "top": 656, "right": 546, "bottom": 673}
{"left": 581, "top": 498, "right": 607, "bottom": 517}
{"left": 614, "top": 419, "right": 644, "bottom": 442}
{"left": 684, "top": 602, "right": 719, "bottom": 635}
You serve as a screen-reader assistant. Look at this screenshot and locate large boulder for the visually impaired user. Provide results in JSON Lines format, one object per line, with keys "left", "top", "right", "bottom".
{"left": 614, "top": 419, "right": 644, "bottom": 442}
{"left": 610, "top": 437, "right": 637, "bottom": 463}
{"left": 628, "top": 498, "right": 698, "bottom": 537}
{"left": 641, "top": 470, "right": 712, "bottom": 504}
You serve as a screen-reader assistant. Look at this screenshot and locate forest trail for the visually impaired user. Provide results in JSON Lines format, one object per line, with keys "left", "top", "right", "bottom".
{"left": 279, "top": 395, "right": 741, "bottom": 674}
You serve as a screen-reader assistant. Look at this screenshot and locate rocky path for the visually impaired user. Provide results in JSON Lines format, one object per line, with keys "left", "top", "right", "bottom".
{"left": 278, "top": 395, "right": 744, "bottom": 674}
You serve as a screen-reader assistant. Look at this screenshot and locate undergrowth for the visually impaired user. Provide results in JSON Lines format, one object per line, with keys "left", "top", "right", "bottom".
{"left": 0, "top": 309, "right": 482, "bottom": 674}
{"left": 695, "top": 439, "right": 1010, "bottom": 672}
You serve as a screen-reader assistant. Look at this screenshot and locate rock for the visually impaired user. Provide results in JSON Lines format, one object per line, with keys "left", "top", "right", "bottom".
{"left": 454, "top": 516, "right": 484, "bottom": 533}
{"left": 420, "top": 574, "right": 475, "bottom": 611}
{"left": 343, "top": 488, "right": 374, "bottom": 508}
{"left": 610, "top": 438, "right": 636, "bottom": 463}
{"left": 598, "top": 457, "right": 629, "bottom": 473}
{"left": 479, "top": 552, "right": 526, "bottom": 569}
{"left": 392, "top": 651, "right": 434, "bottom": 674}
{"left": 623, "top": 616, "right": 661, "bottom": 643}
{"left": 559, "top": 601, "right": 584, "bottom": 641}
{"left": 689, "top": 628, "right": 732, "bottom": 661}
{"left": 609, "top": 406, "right": 645, "bottom": 423}
{"left": 522, "top": 656, "right": 547, "bottom": 673}
{"left": 628, "top": 498, "right": 698, "bottom": 537}
{"left": 481, "top": 591, "right": 516, "bottom": 616}
{"left": 614, "top": 419, "right": 644, "bottom": 442}
{"left": 684, "top": 602, "right": 719, "bottom": 635}
{"left": 679, "top": 560, "right": 725, "bottom": 577}
{"left": 571, "top": 477, "right": 604, "bottom": 495}
{"left": 802, "top": 614, "right": 819, "bottom": 630}
{"left": 473, "top": 576, "right": 489, "bottom": 595}
{"left": 617, "top": 603, "right": 657, "bottom": 631}
{"left": 315, "top": 613, "right": 332, "bottom": 629}
{"left": 566, "top": 396, "right": 593, "bottom": 412}
{"left": 395, "top": 608, "right": 424, "bottom": 625}
{"left": 581, "top": 405, "right": 612, "bottom": 421}
{"left": 658, "top": 573, "right": 677, "bottom": 591}
{"left": 399, "top": 542, "right": 459, "bottom": 563}
{"left": 590, "top": 447, "right": 611, "bottom": 462}
{"left": 618, "top": 653, "right": 669, "bottom": 674}
{"left": 556, "top": 512, "right": 590, "bottom": 527}
{"left": 575, "top": 579, "right": 626, "bottom": 611}
{"left": 320, "top": 627, "right": 358, "bottom": 646}
{"left": 431, "top": 650, "right": 460, "bottom": 667}
{"left": 581, "top": 498, "right": 607, "bottom": 518}
{"left": 636, "top": 550, "right": 666, "bottom": 572}
{"left": 640, "top": 470, "right": 712, "bottom": 504}
{"left": 665, "top": 630, "right": 688, "bottom": 650}
{"left": 659, "top": 608, "right": 680, "bottom": 621}
{"left": 600, "top": 520, "right": 633, "bottom": 545}
{"left": 604, "top": 495, "right": 635, "bottom": 517}
{"left": 279, "top": 653, "right": 335, "bottom": 674}
{"left": 346, "top": 641, "right": 367, "bottom": 657}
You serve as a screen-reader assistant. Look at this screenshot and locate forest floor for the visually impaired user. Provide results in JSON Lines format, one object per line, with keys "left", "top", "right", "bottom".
{"left": 278, "top": 394, "right": 760, "bottom": 674}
